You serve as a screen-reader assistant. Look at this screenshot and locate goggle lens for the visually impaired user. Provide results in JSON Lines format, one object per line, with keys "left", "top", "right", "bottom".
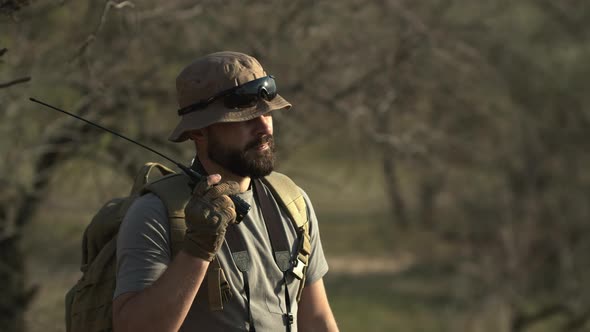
{"left": 178, "top": 75, "right": 278, "bottom": 116}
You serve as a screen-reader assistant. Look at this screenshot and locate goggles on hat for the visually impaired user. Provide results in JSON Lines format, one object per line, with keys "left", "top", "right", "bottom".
{"left": 178, "top": 75, "right": 278, "bottom": 116}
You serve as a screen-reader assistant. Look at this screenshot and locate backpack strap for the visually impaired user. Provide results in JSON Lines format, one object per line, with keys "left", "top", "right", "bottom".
{"left": 253, "top": 180, "right": 291, "bottom": 272}
{"left": 261, "top": 172, "right": 311, "bottom": 302}
{"left": 130, "top": 162, "right": 176, "bottom": 196}
{"left": 141, "top": 173, "right": 233, "bottom": 311}
{"left": 141, "top": 173, "right": 192, "bottom": 257}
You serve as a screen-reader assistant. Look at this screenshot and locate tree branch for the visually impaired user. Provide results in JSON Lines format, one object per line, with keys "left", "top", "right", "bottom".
{"left": 511, "top": 304, "right": 570, "bottom": 332}
{"left": 0, "top": 76, "right": 30, "bottom": 89}
{"left": 71, "top": 0, "right": 135, "bottom": 62}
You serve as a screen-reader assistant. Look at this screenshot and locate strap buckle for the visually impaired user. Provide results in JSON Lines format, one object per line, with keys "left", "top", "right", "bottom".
{"left": 283, "top": 313, "right": 294, "bottom": 326}
{"left": 291, "top": 256, "right": 306, "bottom": 280}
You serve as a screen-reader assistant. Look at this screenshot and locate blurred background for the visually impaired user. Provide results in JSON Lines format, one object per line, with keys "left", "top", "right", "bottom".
{"left": 2, "top": 0, "right": 590, "bottom": 331}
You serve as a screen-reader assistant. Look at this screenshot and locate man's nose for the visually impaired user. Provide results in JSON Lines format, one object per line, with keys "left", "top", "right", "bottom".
{"left": 252, "top": 115, "right": 273, "bottom": 135}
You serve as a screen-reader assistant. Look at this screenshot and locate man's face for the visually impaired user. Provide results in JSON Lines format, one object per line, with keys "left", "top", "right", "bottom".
{"left": 206, "top": 115, "right": 275, "bottom": 178}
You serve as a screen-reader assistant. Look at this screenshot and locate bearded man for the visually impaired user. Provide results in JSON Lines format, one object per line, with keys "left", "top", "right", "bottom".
{"left": 112, "top": 51, "right": 338, "bottom": 332}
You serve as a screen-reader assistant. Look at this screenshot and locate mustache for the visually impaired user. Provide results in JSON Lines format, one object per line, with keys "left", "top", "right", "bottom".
{"left": 245, "top": 135, "right": 274, "bottom": 150}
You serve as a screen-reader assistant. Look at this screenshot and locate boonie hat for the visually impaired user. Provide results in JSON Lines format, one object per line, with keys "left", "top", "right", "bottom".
{"left": 169, "top": 51, "right": 292, "bottom": 142}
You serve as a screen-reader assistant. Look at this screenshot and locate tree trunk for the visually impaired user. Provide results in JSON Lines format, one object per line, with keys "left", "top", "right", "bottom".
{"left": 0, "top": 99, "right": 96, "bottom": 331}
{"left": 383, "top": 153, "right": 409, "bottom": 227}
{"left": 418, "top": 175, "right": 442, "bottom": 227}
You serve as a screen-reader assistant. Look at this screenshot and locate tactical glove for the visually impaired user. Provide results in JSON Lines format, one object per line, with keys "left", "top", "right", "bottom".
{"left": 183, "top": 177, "right": 240, "bottom": 261}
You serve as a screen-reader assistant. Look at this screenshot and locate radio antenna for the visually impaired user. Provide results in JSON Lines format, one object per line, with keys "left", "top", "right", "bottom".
{"left": 28, "top": 97, "right": 250, "bottom": 221}
{"left": 30, "top": 98, "right": 178, "bottom": 165}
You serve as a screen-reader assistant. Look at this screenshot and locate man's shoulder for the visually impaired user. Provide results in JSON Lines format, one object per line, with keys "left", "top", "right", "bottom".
{"left": 121, "top": 192, "right": 169, "bottom": 236}
{"left": 128, "top": 192, "right": 167, "bottom": 215}
{"left": 142, "top": 173, "right": 193, "bottom": 218}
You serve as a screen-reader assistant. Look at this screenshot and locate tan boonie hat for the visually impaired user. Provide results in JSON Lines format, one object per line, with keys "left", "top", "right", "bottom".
{"left": 169, "top": 51, "right": 292, "bottom": 142}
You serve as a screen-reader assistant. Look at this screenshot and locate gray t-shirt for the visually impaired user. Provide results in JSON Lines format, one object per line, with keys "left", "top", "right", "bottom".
{"left": 115, "top": 183, "right": 329, "bottom": 331}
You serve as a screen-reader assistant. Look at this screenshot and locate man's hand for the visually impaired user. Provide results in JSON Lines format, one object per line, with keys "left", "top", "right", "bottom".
{"left": 183, "top": 174, "right": 240, "bottom": 261}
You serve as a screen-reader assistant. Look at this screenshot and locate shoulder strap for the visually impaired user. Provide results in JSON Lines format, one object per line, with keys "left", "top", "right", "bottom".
{"left": 253, "top": 180, "right": 291, "bottom": 272}
{"left": 262, "top": 172, "right": 308, "bottom": 229}
{"left": 130, "top": 162, "right": 176, "bottom": 196}
{"left": 261, "top": 172, "right": 311, "bottom": 302}
{"left": 141, "top": 173, "right": 192, "bottom": 257}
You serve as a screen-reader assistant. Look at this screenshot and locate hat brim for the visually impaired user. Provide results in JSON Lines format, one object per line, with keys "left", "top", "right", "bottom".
{"left": 168, "top": 94, "right": 292, "bottom": 142}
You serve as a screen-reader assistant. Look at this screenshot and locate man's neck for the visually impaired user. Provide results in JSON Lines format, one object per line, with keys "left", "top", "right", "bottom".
{"left": 196, "top": 156, "right": 251, "bottom": 192}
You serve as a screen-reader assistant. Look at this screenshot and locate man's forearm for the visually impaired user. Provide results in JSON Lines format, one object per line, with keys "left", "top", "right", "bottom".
{"left": 113, "top": 251, "right": 209, "bottom": 332}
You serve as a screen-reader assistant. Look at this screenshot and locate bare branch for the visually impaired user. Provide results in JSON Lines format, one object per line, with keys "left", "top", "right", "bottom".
{"left": 136, "top": 2, "right": 209, "bottom": 22}
{"left": 96, "top": 0, "right": 136, "bottom": 33}
{"left": 71, "top": 0, "right": 135, "bottom": 62}
{"left": 535, "top": 0, "right": 589, "bottom": 41}
{"left": 561, "top": 309, "right": 590, "bottom": 332}
{"left": 383, "top": 0, "right": 494, "bottom": 73}
{"left": 511, "top": 304, "right": 570, "bottom": 332}
{"left": 0, "top": 76, "right": 30, "bottom": 88}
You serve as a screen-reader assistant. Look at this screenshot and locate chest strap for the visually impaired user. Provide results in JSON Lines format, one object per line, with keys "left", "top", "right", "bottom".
{"left": 253, "top": 180, "right": 292, "bottom": 272}
{"left": 225, "top": 224, "right": 256, "bottom": 332}
{"left": 253, "top": 179, "right": 294, "bottom": 331}
{"left": 260, "top": 174, "right": 311, "bottom": 302}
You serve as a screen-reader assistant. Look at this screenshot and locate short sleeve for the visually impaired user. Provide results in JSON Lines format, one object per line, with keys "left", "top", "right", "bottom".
{"left": 300, "top": 190, "right": 329, "bottom": 285}
{"left": 114, "top": 193, "right": 172, "bottom": 299}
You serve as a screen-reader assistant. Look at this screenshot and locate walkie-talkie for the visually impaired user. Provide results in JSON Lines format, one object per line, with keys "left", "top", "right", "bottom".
{"left": 29, "top": 97, "right": 251, "bottom": 222}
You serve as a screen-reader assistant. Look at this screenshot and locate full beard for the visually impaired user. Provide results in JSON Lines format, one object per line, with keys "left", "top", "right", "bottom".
{"left": 207, "top": 134, "right": 275, "bottom": 178}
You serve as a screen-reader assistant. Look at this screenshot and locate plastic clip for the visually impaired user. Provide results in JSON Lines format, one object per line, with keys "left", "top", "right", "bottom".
{"left": 291, "top": 256, "right": 305, "bottom": 280}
